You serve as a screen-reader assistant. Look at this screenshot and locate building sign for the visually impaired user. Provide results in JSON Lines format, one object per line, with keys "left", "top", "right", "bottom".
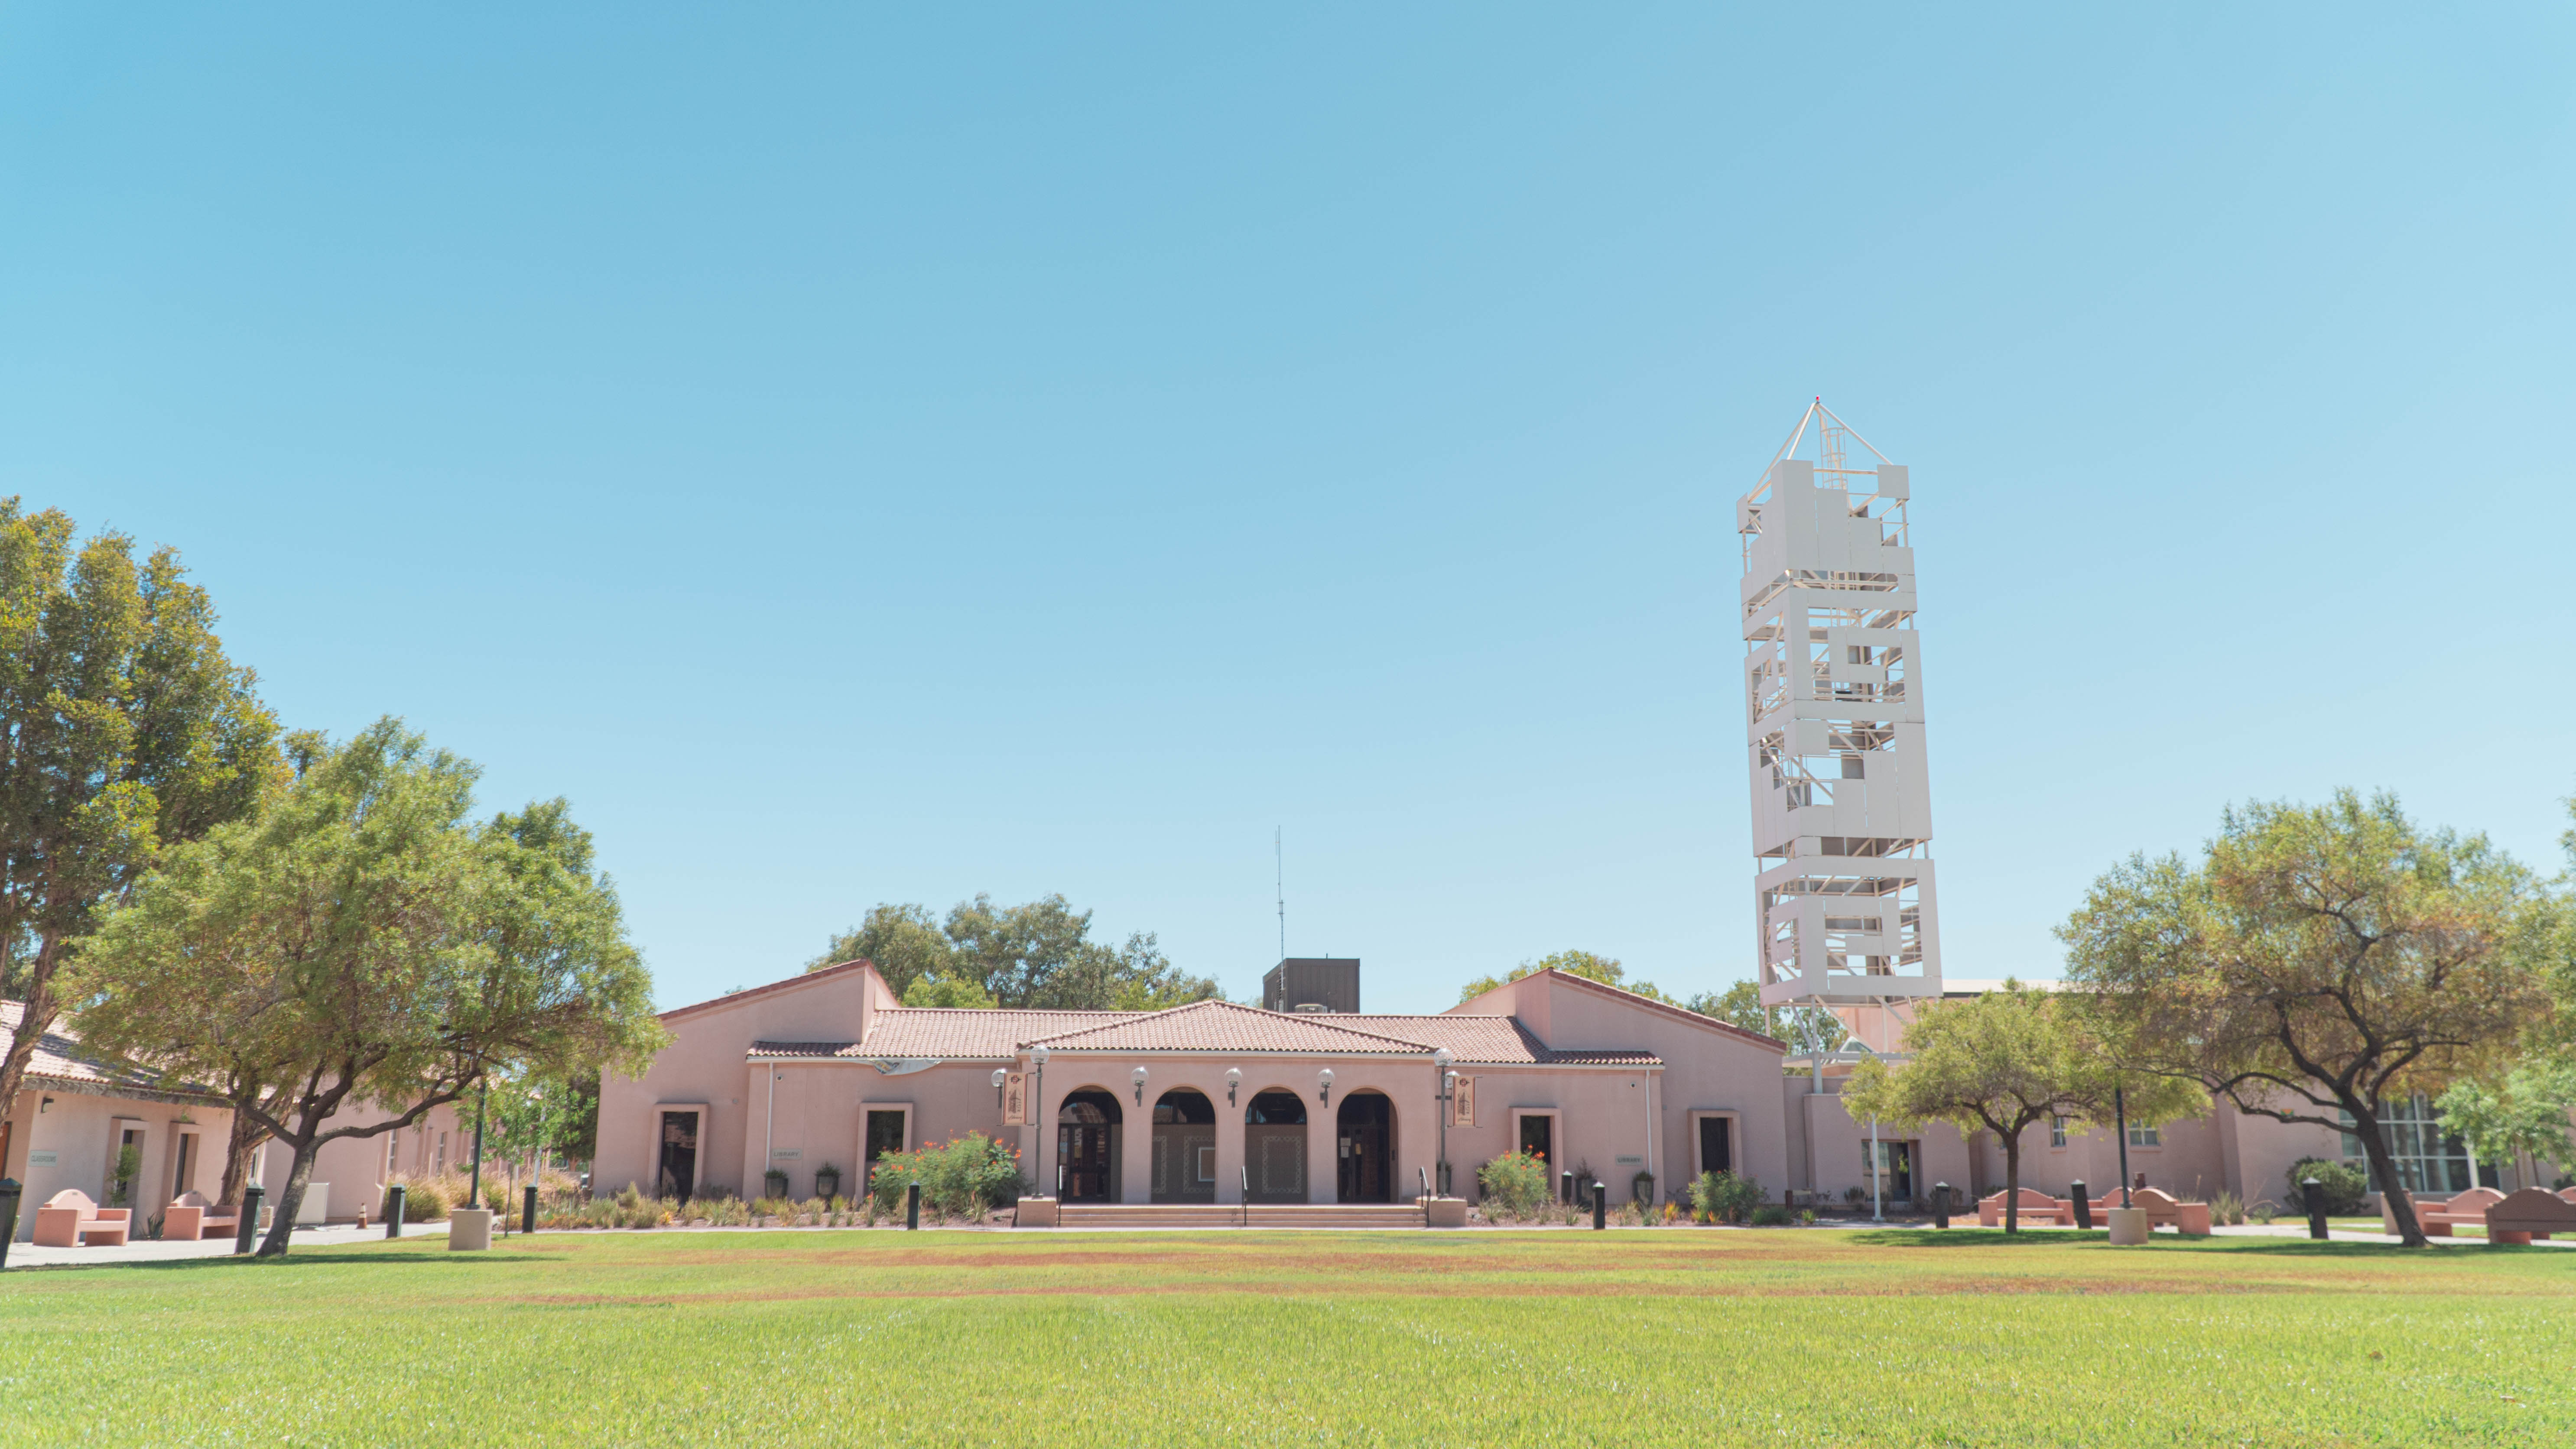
{"left": 1003, "top": 1072, "right": 1028, "bottom": 1126}
{"left": 771, "top": 1148, "right": 802, "bottom": 1161}
{"left": 1452, "top": 1076, "right": 1475, "bottom": 1127}
{"left": 27, "top": 1151, "right": 57, "bottom": 1167}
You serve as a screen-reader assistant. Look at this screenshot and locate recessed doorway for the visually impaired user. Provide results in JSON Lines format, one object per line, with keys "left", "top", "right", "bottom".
{"left": 1244, "top": 1089, "right": 1308, "bottom": 1203}
{"left": 1152, "top": 1088, "right": 1217, "bottom": 1203}
{"left": 1057, "top": 1089, "right": 1123, "bottom": 1202}
{"left": 1336, "top": 1091, "right": 1394, "bottom": 1203}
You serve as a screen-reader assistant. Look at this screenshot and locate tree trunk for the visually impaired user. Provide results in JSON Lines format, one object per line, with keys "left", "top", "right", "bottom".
{"left": 0, "top": 939, "right": 62, "bottom": 1170}
{"left": 255, "top": 1136, "right": 319, "bottom": 1257}
{"left": 2347, "top": 1101, "right": 2427, "bottom": 1248}
{"left": 2003, "top": 1135, "right": 2021, "bottom": 1234}
{"left": 218, "top": 1106, "right": 271, "bottom": 1209}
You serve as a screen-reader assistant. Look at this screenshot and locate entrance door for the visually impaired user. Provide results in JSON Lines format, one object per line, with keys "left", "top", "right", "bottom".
{"left": 1336, "top": 1092, "right": 1393, "bottom": 1203}
{"left": 105, "top": 1124, "right": 146, "bottom": 1208}
{"left": 1057, "top": 1090, "right": 1121, "bottom": 1201}
{"left": 1152, "top": 1089, "right": 1217, "bottom": 1203}
{"left": 1244, "top": 1089, "right": 1308, "bottom": 1203}
{"left": 1518, "top": 1114, "right": 1553, "bottom": 1169}
{"left": 864, "top": 1110, "right": 908, "bottom": 1195}
{"left": 1698, "top": 1117, "right": 1732, "bottom": 1178}
{"left": 1865, "top": 1139, "right": 1913, "bottom": 1204}
{"left": 656, "top": 1111, "right": 698, "bottom": 1200}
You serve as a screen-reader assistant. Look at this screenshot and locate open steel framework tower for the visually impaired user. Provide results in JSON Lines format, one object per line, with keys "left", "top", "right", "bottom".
{"left": 1739, "top": 400, "right": 1941, "bottom": 1011}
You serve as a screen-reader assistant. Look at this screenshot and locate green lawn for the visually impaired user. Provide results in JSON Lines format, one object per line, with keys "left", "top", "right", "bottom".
{"left": 2, "top": 1227, "right": 2567, "bottom": 1446}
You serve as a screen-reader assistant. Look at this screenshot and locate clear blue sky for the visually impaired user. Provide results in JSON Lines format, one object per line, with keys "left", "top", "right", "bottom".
{"left": 3, "top": 7, "right": 2570, "bottom": 1014}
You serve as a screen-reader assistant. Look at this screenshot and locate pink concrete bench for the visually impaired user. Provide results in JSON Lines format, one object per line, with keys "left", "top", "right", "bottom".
{"left": 2485, "top": 1187, "right": 2576, "bottom": 1245}
{"left": 2382, "top": 1186, "right": 2503, "bottom": 1238}
{"left": 31, "top": 1189, "right": 131, "bottom": 1248}
{"left": 1977, "top": 1188, "right": 2070, "bottom": 1227}
{"left": 2126, "top": 1187, "right": 2212, "bottom": 1236}
{"left": 162, "top": 1190, "right": 239, "bottom": 1241}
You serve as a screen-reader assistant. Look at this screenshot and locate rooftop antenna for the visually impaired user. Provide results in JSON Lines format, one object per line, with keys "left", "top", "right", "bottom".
{"left": 1275, "top": 827, "right": 1285, "bottom": 960}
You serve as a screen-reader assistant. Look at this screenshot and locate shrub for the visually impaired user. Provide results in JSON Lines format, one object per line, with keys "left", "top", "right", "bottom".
{"left": 2247, "top": 1198, "right": 2280, "bottom": 1225}
{"left": 1749, "top": 1204, "right": 1794, "bottom": 1226}
{"left": 869, "top": 1133, "right": 1025, "bottom": 1218}
{"left": 2210, "top": 1189, "right": 2245, "bottom": 1226}
{"left": 2286, "top": 1157, "right": 2367, "bottom": 1216}
{"left": 1689, "top": 1170, "right": 1764, "bottom": 1225}
{"left": 396, "top": 1177, "right": 450, "bottom": 1222}
{"left": 1476, "top": 1150, "right": 1549, "bottom": 1219}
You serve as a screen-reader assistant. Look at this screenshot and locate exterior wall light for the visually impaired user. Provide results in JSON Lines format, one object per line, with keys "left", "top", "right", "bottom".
{"left": 1132, "top": 1066, "right": 1149, "bottom": 1105}
{"left": 1318, "top": 1069, "right": 1333, "bottom": 1106}
{"left": 991, "top": 1068, "right": 1007, "bottom": 1109}
{"left": 1226, "top": 1067, "right": 1242, "bottom": 1106}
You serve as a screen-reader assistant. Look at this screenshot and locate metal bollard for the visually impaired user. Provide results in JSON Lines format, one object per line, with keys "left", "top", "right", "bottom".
{"left": 384, "top": 1185, "right": 406, "bottom": 1239}
{"left": 523, "top": 1184, "right": 539, "bottom": 1236}
{"left": 1560, "top": 1170, "right": 1574, "bottom": 1206}
{"left": 0, "top": 1177, "right": 21, "bottom": 1270}
{"left": 1932, "top": 1181, "right": 1950, "bottom": 1230}
{"left": 2303, "top": 1177, "right": 2328, "bottom": 1241}
{"left": 905, "top": 1182, "right": 921, "bottom": 1232}
{"left": 236, "top": 1186, "right": 263, "bottom": 1255}
{"left": 2070, "top": 1180, "right": 2092, "bottom": 1231}
{"left": 1591, "top": 1181, "right": 1606, "bottom": 1231}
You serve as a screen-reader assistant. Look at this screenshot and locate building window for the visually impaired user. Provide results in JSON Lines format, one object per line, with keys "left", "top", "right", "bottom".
{"left": 2342, "top": 1096, "right": 2472, "bottom": 1194}
{"left": 2127, "top": 1122, "right": 2159, "bottom": 1148}
{"left": 386, "top": 1137, "right": 400, "bottom": 1177}
{"left": 2050, "top": 1116, "right": 2067, "bottom": 1148}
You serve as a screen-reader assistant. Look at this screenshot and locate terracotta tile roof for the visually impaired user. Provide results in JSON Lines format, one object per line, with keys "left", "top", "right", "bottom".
{"left": 0, "top": 998, "right": 226, "bottom": 1101}
{"left": 1025, "top": 999, "right": 1439, "bottom": 1055}
{"left": 856, "top": 1008, "right": 1149, "bottom": 1060}
{"left": 1341, "top": 1015, "right": 1552, "bottom": 1064}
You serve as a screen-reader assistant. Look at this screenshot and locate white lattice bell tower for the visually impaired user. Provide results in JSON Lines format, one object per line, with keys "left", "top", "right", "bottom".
{"left": 1738, "top": 402, "right": 1942, "bottom": 1008}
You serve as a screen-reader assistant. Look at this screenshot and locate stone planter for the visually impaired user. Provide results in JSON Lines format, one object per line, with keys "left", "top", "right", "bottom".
{"left": 2106, "top": 1207, "right": 2149, "bottom": 1245}
{"left": 448, "top": 1207, "right": 494, "bottom": 1251}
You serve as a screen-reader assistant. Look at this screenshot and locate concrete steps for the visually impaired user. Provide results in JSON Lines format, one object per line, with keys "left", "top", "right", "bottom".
{"left": 1049, "top": 1203, "right": 1429, "bottom": 1230}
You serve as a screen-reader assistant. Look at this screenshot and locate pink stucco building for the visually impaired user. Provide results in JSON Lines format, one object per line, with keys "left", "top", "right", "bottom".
{"left": 598, "top": 962, "right": 1792, "bottom": 1209}
{"left": 601, "top": 960, "right": 2529, "bottom": 1219}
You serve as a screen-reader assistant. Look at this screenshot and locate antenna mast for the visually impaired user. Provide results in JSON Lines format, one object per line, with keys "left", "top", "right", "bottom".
{"left": 1275, "top": 827, "right": 1285, "bottom": 960}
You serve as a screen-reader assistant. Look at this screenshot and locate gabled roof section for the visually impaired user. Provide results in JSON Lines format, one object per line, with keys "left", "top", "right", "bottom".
{"left": 1, "top": 998, "right": 227, "bottom": 1103}
{"left": 661, "top": 957, "right": 879, "bottom": 1023}
{"left": 853, "top": 1008, "right": 1149, "bottom": 1060}
{"left": 1522, "top": 969, "right": 1790, "bottom": 1054}
{"left": 1345, "top": 1015, "right": 1554, "bottom": 1065}
{"left": 1023, "top": 999, "right": 1437, "bottom": 1055}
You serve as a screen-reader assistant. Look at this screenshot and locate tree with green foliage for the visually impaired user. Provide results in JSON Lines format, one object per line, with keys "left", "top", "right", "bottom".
{"left": 65, "top": 720, "right": 666, "bottom": 1255}
{"left": 806, "top": 894, "right": 1219, "bottom": 1010}
{"left": 1702, "top": 977, "right": 1848, "bottom": 1054}
{"left": 0, "top": 501, "right": 283, "bottom": 1176}
{"left": 2058, "top": 791, "right": 2555, "bottom": 1247}
{"left": 2436, "top": 1057, "right": 2576, "bottom": 1177}
{"left": 807, "top": 902, "right": 956, "bottom": 996}
{"left": 1842, "top": 982, "right": 2204, "bottom": 1232}
{"left": 1458, "top": 949, "right": 1683, "bottom": 1005}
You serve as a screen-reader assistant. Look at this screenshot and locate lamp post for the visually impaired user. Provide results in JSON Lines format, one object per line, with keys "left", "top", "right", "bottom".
{"left": 1869, "top": 1117, "right": 1883, "bottom": 1222}
{"left": 1030, "top": 1045, "right": 1050, "bottom": 1197}
{"left": 1433, "top": 1048, "right": 1455, "bottom": 1198}
{"left": 2114, "top": 1085, "right": 2133, "bottom": 1209}
{"left": 764, "top": 1066, "right": 786, "bottom": 1198}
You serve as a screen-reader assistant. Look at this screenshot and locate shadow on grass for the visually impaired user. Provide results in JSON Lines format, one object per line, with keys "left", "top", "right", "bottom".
{"left": 5, "top": 1246, "right": 573, "bottom": 1276}
{"left": 1843, "top": 1227, "right": 2466, "bottom": 1257}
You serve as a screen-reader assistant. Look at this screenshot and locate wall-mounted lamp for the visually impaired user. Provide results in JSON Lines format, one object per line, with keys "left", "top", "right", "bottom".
{"left": 1317, "top": 1068, "right": 1333, "bottom": 1107}
{"left": 1131, "top": 1066, "right": 1149, "bottom": 1106}
{"left": 1225, "top": 1067, "right": 1242, "bottom": 1106}
{"left": 39, "top": 1096, "right": 52, "bottom": 1114}
{"left": 992, "top": 1067, "right": 1008, "bottom": 1109}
